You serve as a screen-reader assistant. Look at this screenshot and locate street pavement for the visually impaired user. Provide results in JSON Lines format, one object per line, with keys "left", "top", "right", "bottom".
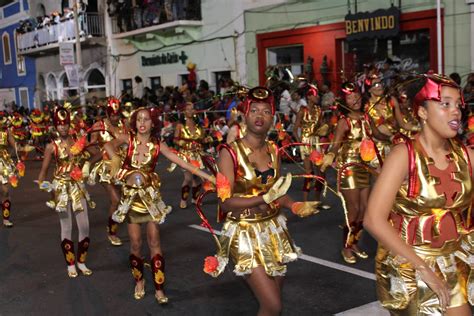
{"left": 0, "top": 158, "right": 386, "bottom": 316}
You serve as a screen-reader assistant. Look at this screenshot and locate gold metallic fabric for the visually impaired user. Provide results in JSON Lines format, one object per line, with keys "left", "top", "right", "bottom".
{"left": 376, "top": 138, "right": 474, "bottom": 314}
{"left": 0, "top": 142, "right": 16, "bottom": 185}
{"left": 376, "top": 240, "right": 470, "bottom": 315}
{"left": 176, "top": 124, "right": 205, "bottom": 168}
{"left": 216, "top": 212, "right": 300, "bottom": 276}
{"left": 89, "top": 120, "right": 127, "bottom": 185}
{"left": 114, "top": 136, "right": 172, "bottom": 224}
{"left": 335, "top": 116, "right": 371, "bottom": 190}
{"left": 49, "top": 138, "right": 95, "bottom": 213}
{"left": 212, "top": 139, "right": 299, "bottom": 276}
{"left": 299, "top": 106, "right": 322, "bottom": 158}
{"left": 229, "top": 139, "right": 280, "bottom": 200}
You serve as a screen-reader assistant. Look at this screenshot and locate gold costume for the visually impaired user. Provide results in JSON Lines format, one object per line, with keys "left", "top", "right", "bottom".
{"left": 89, "top": 119, "right": 127, "bottom": 185}
{"left": 113, "top": 135, "right": 171, "bottom": 224}
{"left": 176, "top": 123, "right": 206, "bottom": 169}
{"left": 335, "top": 116, "right": 371, "bottom": 190}
{"left": 299, "top": 106, "right": 324, "bottom": 158}
{"left": 49, "top": 138, "right": 95, "bottom": 213}
{"left": 212, "top": 139, "right": 300, "bottom": 277}
{"left": 366, "top": 97, "right": 398, "bottom": 166}
{"left": 376, "top": 138, "right": 474, "bottom": 315}
{"left": 0, "top": 130, "right": 16, "bottom": 185}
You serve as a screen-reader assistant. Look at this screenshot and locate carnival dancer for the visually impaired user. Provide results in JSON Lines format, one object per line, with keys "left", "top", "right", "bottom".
{"left": 37, "top": 106, "right": 95, "bottom": 278}
{"left": 174, "top": 102, "right": 211, "bottom": 209}
{"left": 226, "top": 107, "right": 246, "bottom": 144}
{"left": 89, "top": 97, "right": 128, "bottom": 246}
{"left": 364, "top": 75, "right": 403, "bottom": 166}
{"left": 320, "top": 82, "right": 380, "bottom": 264}
{"left": 29, "top": 109, "right": 48, "bottom": 160}
{"left": 294, "top": 84, "right": 330, "bottom": 205}
{"left": 10, "top": 112, "right": 30, "bottom": 162}
{"left": 0, "top": 111, "right": 23, "bottom": 228}
{"left": 105, "top": 107, "right": 213, "bottom": 304}
{"left": 364, "top": 74, "right": 474, "bottom": 315}
{"left": 205, "top": 87, "right": 319, "bottom": 316}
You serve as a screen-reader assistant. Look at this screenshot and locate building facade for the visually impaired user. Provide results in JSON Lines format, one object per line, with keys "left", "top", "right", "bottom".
{"left": 244, "top": 0, "right": 473, "bottom": 88}
{"left": 0, "top": 0, "right": 36, "bottom": 109}
{"left": 12, "top": 0, "right": 106, "bottom": 108}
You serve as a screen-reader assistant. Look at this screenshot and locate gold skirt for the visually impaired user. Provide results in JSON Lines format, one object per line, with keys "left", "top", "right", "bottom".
{"left": 113, "top": 183, "right": 172, "bottom": 225}
{"left": 0, "top": 149, "right": 16, "bottom": 185}
{"left": 375, "top": 238, "right": 473, "bottom": 315}
{"left": 337, "top": 164, "right": 370, "bottom": 190}
{"left": 48, "top": 178, "right": 96, "bottom": 213}
{"left": 300, "top": 135, "right": 321, "bottom": 159}
{"left": 214, "top": 212, "right": 300, "bottom": 277}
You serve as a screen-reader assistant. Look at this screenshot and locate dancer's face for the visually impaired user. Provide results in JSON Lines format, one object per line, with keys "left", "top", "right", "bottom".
{"left": 184, "top": 103, "right": 195, "bottom": 118}
{"left": 109, "top": 113, "right": 121, "bottom": 126}
{"left": 418, "top": 86, "right": 462, "bottom": 139}
{"left": 245, "top": 102, "right": 273, "bottom": 135}
{"left": 136, "top": 109, "right": 153, "bottom": 135}
{"left": 345, "top": 92, "right": 362, "bottom": 111}
{"left": 369, "top": 79, "right": 384, "bottom": 97}
{"left": 56, "top": 124, "right": 70, "bottom": 137}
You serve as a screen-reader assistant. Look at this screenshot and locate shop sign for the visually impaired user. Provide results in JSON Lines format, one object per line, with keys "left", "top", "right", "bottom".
{"left": 345, "top": 6, "right": 400, "bottom": 41}
{"left": 141, "top": 51, "right": 188, "bottom": 67}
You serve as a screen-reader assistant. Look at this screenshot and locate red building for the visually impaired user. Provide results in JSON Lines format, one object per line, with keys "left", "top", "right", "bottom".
{"left": 257, "top": 9, "right": 441, "bottom": 88}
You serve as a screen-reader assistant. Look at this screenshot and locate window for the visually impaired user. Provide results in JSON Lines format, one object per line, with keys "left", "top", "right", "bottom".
{"left": 267, "top": 45, "right": 304, "bottom": 77}
{"left": 213, "top": 71, "right": 231, "bottom": 94}
{"left": 342, "top": 30, "right": 431, "bottom": 74}
{"left": 122, "top": 79, "right": 133, "bottom": 92}
{"left": 2, "top": 32, "right": 11, "bottom": 65}
{"left": 14, "top": 31, "right": 25, "bottom": 76}
{"left": 150, "top": 76, "right": 161, "bottom": 92}
{"left": 179, "top": 74, "right": 188, "bottom": 86}
{"left": 19, "top": 87, "right": 29, "bottom": 109}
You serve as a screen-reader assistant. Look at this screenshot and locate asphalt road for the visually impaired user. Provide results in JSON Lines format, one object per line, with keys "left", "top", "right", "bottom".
{"left": 0, "top": 158, "right": 382, "bottom": 316}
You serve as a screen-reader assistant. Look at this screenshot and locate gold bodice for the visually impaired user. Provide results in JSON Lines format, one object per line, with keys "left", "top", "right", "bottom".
{"left": 229, "top": 139, "right": 280, "bottom": 198}
{"left": 118, "top": 135, "right": 160, "bottom": 180}
{"left": 300, "top": 106, "right": 322, "bottom": 138}
{"left": 336, "top": 116, "right": 371, "bottom": 166}
{"left": 178, "top": 123, "right": 204, "bottom": 151}
{"left": 366, "top": 97, "right": 398, "bottom": 134}
{"left": 53, "top": 138, "right": 88, "bottom": 178}
{"left": 391, "top": 138, "right": 473, "bottom": 246}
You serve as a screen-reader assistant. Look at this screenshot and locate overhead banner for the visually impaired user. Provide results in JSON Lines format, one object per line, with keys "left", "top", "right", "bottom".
{"left": 345, "top": 6, "right": 400, "bottom": 41}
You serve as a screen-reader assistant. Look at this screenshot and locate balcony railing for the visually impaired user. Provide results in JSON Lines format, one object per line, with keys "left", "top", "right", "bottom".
{"left": 109, "top": 0, "right": 201, "bottom": 34}
{"left": 17, "top": 13, "right": 104, "bottom": 53}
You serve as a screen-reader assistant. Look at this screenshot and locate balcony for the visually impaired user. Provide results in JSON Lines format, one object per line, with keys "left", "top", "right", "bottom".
{"left": 17, "top": 13, "right": 105, "bottom": 56}
{"left": 109, "top": 0, "right": 202, "bottom": 39}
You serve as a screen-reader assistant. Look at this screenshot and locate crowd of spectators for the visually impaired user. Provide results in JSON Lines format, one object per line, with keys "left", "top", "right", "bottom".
{"left": 107, "top": 0, "right": 202, "bottom": 33}
{"left": 16, "top": 1, "right": 87, "bottom": 35}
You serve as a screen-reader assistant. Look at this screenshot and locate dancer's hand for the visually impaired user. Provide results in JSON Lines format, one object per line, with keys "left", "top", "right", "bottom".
{"left": 37, "top": 180, "right": 53, "bottom": 192}
{"left": 82, "top": 161, "right": 90, "bottom": 178}
{"left": 262, "top": 173, "right": 292, "bottom": 204}
{"left": 316, "top": 124, "right": 329, "bottom": 136}
{"left": 320, "top": 152, "right": 335, "bottom": 172}
{"left": 416, "top": 264, "right": 450, "bottom": 312}
{"left": 291, "top": 201, "right": 320, "bottom": 217}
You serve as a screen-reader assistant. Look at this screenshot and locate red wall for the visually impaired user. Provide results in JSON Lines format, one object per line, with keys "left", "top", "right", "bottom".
{"left": 256, "top": 9, "right": 442, "bottom": 88}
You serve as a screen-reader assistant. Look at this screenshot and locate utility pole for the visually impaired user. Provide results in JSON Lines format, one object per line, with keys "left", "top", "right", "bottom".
{"left": 73, "top": 0, "right": 85, "bottom": 104}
